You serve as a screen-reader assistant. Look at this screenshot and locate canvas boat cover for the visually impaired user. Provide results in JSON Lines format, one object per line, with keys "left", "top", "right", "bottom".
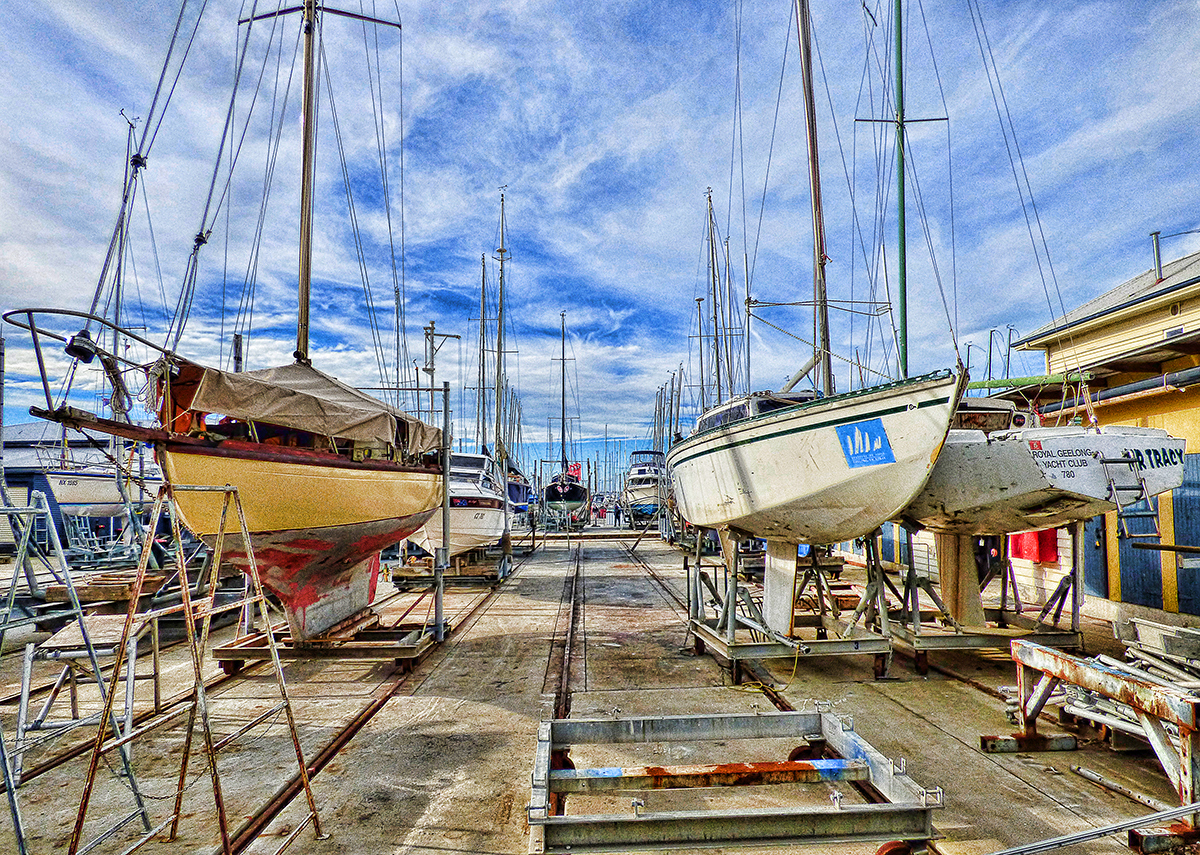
{"left": 168, "top": 360, "right": 440, "bottom": 456}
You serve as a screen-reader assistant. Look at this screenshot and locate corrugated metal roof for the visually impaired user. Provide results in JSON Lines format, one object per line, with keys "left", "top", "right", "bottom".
{"left": 2, "top": 421, "right": 112, "bottom": 446}
{"left": 1016, "top": 248, "right": 1200, "bottom": 347}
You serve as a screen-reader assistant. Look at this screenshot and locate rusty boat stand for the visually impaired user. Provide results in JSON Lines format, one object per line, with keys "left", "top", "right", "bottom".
{"left": 65, "top": 483, "right": 324, "bottom": 855}
{"left": 983, "top": 638, "right": 1200, "bottom": 853}
{"left": 528, "top": 710, "right": 943, "bottom": 853}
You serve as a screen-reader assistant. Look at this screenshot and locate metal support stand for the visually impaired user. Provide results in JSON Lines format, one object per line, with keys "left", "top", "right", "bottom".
{"left": 435, "top": 380, "right": 451, "bottom": 642}
{"left": 885, "top": 528, "right": 1082, "bottom": 674}
{"left": 68, "top": 483, "right": 325, "bottom": 855}
{"left": 687, "top": 529, "right": 891, "bottom": 682}
{"left": 12, "top": 615, "right": 156, "bottom": 784}
{"left": 0, "top": 492, "right": 148, "bottom": 855}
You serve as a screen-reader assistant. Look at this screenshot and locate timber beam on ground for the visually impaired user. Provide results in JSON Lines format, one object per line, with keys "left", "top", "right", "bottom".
{"left": 389, "top": 551, "right": 507, "bottom": 584}
{"left": 213, "top": 621, "right": 441, "bottom": 671}
{"left": 527, "top": 711, "right": 942, "bottom": 853}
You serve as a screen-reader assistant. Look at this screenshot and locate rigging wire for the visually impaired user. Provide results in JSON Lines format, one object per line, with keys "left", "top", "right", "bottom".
{"left": 747, "top": 2, "right": 794, "bottom": 288}
{"left": 318, "top": 37, "right": 392, "bottom": 395}
{"left": 229, "top": 6, "right": 301, "bottom": 365}
{"left": 393, "top": 0, "right": 411, "bottom": 410}
{"left": 166, "top": 0, "right": 280, "bottom": 353}
{"left": 966, "top": 0, "right": 1081, "bottom": 377}
{"left": 60, "top": 2, "right": 209, "bottom": 410}
{"left": 354, "top": 0, "right": 407, "bottom": 411}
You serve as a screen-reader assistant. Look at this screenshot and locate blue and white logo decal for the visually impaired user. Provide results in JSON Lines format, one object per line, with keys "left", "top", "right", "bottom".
{"left": 835, "top": 418, "right": 896, "bottom": 468}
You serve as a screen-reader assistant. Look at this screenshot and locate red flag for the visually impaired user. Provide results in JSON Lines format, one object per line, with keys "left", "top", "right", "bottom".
{"left": 568, "top": 462, "right": 581, "bottom": 478}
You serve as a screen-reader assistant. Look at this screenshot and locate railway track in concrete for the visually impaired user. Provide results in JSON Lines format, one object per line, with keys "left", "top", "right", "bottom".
{"left": 227, "top": 557, "right": 529, "bottom": 854}
{"left": 7, "top": 535, "right": 1169, "bottom": 855}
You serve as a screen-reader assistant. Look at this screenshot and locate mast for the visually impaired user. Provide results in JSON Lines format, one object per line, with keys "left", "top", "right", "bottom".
{"left": 493, "top": 189, "right": 512, "bottom": 564}
{"left": 494, "top": 190, "right": 509, "bottom": 466}
{"left": 706, "top": 192, "right": 724, "bottom": 404}
{"left": 695, "top": 297, "right": 707, "bottom": 411}
{"left": 894, "top": 0, "right": 908, "bottom": 378}
{"left": 476, "top": 254, "right": 487, "bottom": 447}
{"left": 794, "top": 0, "right": 833, "bottom": 396}
{"left": 295, "top": 0, "right": 319, "bottom": 364}
{"left": 559, "top": 312, "right": 568, "bottom": 471}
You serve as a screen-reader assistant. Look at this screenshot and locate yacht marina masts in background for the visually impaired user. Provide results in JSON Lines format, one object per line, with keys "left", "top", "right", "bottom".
{"left": 542, "top": 313, "right": 589, "bottom": 526}
{"left": 13, "top": 1, "right": 443, "bottom": 640}
{"left": 411, "top": 191, "right": 520, "bottom": 560}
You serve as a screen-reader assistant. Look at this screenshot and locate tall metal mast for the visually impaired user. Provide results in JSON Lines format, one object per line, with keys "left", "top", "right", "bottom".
{"left": 706, "top": 192, "right": 724, "bottom": 405}
{"left": 295, "top": 0, "right": 319, "bottom": 364}
{"left": 695, "top": 297, "right": 707, "bottom": 412}
{"left": 794, "top": 0, "right": 833, "bottom": 396}
{"left": 494, "top": 190, "right": 509, "bottom": 466}
{"left": 493, "top": 191, "right": 513, "bottom": 566}
{"left": 476, "top": 254, "right": 488, "bottom": 446}
{"left": 559, "top": 312, "right": 568, "bottom": 470}
{"left": 894, "top": 0, "right": 908, "bottom": 378}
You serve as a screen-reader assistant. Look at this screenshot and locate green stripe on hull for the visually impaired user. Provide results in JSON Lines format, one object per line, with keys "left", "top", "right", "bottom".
{"left": 667, "top": 372, "right": 956, "bottom": 470}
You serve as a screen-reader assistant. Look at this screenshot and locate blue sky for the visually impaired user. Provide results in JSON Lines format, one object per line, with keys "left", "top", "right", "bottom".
{"left": 2, "top": 1, "right": 1199, "bottom": 488}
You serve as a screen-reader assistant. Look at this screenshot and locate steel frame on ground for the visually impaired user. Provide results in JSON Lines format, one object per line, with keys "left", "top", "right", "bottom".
{"left": 527, "top": 710, "right": 942, "bottom": 853}
{"left": 982, "top": 638, "right": 1200, "bottom": 851}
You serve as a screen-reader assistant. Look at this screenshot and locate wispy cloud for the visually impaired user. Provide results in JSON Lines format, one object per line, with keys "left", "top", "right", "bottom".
{"left": 3, "top": 0, "right": 1198, "bottom": 481}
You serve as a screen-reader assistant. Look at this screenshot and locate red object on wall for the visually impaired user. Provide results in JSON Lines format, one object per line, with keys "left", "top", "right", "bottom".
{"left": 1009, "top": 529, "right": 1059, "bottom": 563}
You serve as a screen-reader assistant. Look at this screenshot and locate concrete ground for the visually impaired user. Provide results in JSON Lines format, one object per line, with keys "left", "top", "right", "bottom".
{"left": 0, "top": 534, "right": 1183, "bottom": 854}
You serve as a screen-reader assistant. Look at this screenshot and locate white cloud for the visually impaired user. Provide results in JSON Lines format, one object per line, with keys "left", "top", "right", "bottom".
{"left": 3, "top": 0, "right": 1198, "bottom": 484}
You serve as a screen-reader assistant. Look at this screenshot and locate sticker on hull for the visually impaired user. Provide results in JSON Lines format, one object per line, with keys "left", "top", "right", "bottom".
{"left": 836, "top": 418, "right": 896, "bottom": 468}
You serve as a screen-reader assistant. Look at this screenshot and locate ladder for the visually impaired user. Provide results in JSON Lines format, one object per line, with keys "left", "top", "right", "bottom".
{"left": 1099, "top": 453, "right": 1160, "bottom": 539}
{"left": 68, "top": 483, "right": 324, "bottom": 855}
{"left": 0, "top": 491, "right": 151, "bottom": 855}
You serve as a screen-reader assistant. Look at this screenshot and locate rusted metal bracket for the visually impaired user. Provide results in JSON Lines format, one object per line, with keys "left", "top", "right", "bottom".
{"left": 982, "top": 639, "right": 1200, "bottom": 831}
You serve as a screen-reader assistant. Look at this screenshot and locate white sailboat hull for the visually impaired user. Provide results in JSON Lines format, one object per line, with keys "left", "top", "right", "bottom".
{"left": 44, "top": 468, "right": 163, "bottom": 517}
{"left": 901, "top": 425, "right": 1186, "bottom": 535}
{"left": 622, "top": 481, "right": 663, "bottom": 517}
{"left": 412, "top": 503, "right": 506, "bottom": 557}
{"left": 667, "top": 371, "right": 963, "bottom": 543}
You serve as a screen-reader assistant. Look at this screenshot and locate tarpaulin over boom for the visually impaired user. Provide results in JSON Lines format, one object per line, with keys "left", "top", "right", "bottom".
{"left": 179, "top": 360, "right": 440, "bottom": 456}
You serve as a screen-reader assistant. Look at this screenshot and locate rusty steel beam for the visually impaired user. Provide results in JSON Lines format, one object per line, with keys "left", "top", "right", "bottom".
{"left": 1006, "top": 640, "right": 1200, "bottom": 813}
{"left": 980, "top": 734, "right": 1078, "bottom": 753}
{"left": 1010, "top": 639, "right": 1200, "bottom": 730}
{"left": 549, "top": 758, "right": 870, "bottom": 792}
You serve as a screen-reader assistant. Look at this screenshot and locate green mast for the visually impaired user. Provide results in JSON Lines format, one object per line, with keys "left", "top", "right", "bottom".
{"left": 894, "top": 0, "right": 907, "bottom": 379}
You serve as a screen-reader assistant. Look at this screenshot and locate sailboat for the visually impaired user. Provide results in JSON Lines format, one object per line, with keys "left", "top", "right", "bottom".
{"left": 666, "top": 0, "right": 962, "bottom": 547}
{"left": 542, "top": 313, "right": 589, "bottom": 523}
{"left": 889, "top": 0, "right": 1187, "bottom": 540}
{"left": 900, "top": 397, "right": 1185, "bottom": 536}
{"left": 411, "top": 193, "right": 516, "bottom": 559}
{"left": 620, "top": 450, "right": 666, "bottom": 522}
{"left": 19, "top": 2, "right": 443, "bottom": 639}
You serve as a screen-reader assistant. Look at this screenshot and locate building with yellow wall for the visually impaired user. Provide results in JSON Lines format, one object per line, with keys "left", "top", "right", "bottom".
{"left": 1012, "top": 247, "right": 1200, "bottom": 624}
